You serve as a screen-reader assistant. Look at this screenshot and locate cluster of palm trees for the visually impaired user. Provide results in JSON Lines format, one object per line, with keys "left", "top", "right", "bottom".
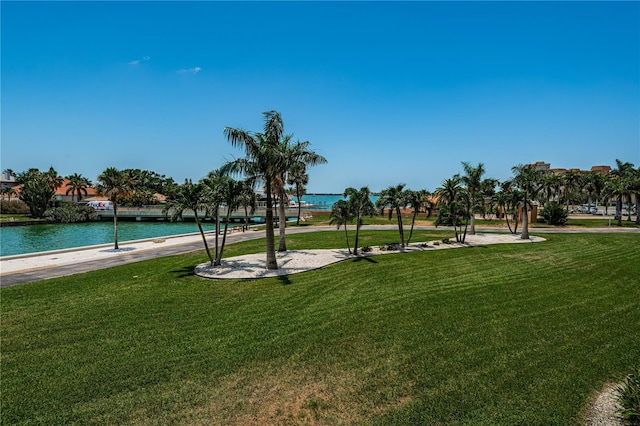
{"left": 222, "top": 110, "right": 327, "bottom": 269}
{"left": 329, "top": 159, "right": 639, "bottom": 253}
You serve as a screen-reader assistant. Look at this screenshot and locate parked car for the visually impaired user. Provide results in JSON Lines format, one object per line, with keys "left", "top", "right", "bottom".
{"left": 577, "top": 204, "right": 598, "bottom": 214}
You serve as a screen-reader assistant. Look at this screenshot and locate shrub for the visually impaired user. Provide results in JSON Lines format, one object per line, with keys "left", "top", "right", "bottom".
{"left": 44, "top": 205, "right": 97, "bottom": 223}
{"left": 0, "top": 200, "right": 30, "bottom": 215}
{"left": 616, "top": 367, "right": 640, "bottom": 425}
{"left": 540, "top": 202, "right": 568, "bottom": 226}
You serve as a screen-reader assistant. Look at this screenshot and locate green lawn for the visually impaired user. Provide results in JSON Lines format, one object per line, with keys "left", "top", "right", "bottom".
{"left": 300, "top": 211, "right": 640, "bottom": 229}
{"left": 2, "top": 231, "right": 639, "bottom": 425}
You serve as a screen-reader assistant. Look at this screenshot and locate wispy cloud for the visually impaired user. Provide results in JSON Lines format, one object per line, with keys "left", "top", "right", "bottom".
{"left": 129, "top": 56, "right": 151, "bottom": 65}
{"left": 178, "top": 66, "right": 202, "bottom": 74}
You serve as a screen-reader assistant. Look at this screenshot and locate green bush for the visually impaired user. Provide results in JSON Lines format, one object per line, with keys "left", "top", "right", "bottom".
{"left": 616, "top": 367, "right": 640, "bottom": 425}
{"left": 44, "top": 204, "right": 97, "bottom": 223}
{"left": 0, "top": 200, "right": 30, "bottom": 215}
{"left": 540, "top": 202, "right": 568, "bottom": 226}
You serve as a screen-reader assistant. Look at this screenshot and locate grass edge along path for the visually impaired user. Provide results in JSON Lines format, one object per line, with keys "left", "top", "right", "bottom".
{"left": 1, "top": 231, "right": 639, "bottom": 425}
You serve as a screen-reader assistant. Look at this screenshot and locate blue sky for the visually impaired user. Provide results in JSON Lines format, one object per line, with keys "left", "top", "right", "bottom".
{"left": 2, "top": 1, "right": 639, "bottom": 193}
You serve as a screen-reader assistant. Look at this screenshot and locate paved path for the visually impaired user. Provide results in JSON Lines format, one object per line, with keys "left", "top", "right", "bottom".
{"left": 1, "top": 225, "right": 637, "bottom": 287}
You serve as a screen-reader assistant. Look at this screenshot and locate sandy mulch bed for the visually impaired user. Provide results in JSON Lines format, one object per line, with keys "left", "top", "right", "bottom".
{"left": 194, "top": 233, "right": 545, "bottom": 280}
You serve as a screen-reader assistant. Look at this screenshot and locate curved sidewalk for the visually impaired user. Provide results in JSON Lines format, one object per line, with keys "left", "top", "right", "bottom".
{"left": 1, "top": 225, "right": 637, "bottom": 287}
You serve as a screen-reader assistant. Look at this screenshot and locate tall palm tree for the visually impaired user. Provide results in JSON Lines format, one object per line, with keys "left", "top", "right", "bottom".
{"left": 44, "top": 167, "right": 64, "bottom": 208}
{"left": 376, "top": 183, "right": 408, "bottom": 247}
{"left": 344, "top": 187, "right": 375, "bottom": 255}
{"left": 275, "top": 137, "right": 327, "bottom": 252}
{"left": 405, "top": 189, "right": 430, "bottom": 244}
{"left": 603, "top": 176, "right": 627, "bottom": 227}
{"left": 95, "top": 167, "right": 134, "bottom": 249}
{"left": 561, "top": 170, "right": 581, "bottom": 212}
{"left": 434, "top": 176, "right": 469, "bottom": 243}
{"left": 609, "top": 159, "right": 636, "bottom": 223}
{"left": 460, "top": 162, "right": 488, "bottom": 235}
{"left": 329, "top": 199, "right": 353, "bottom": 254}
{"left": 583, "top": 171, "right": 605, "bottom": 212}
{"left": 65, "top": 173, "right": 92, "bottom": 203}
{"left": 541, "top": 171, "right": 563, "bottom": 205}
{"left": 511, "top": 164, "right": 543, "bottom": 239}
{"left": 286, "top": 163, "right": 309, "bottom": 225}
{"left": 237, "top": 180, "right": 257, "bottom": 231}
{"left": 201, "top": 169, "right": 229, "bottom": 263}
{"left": 223, "top": 111, "right": 284, "bottom": 270}
{"left": 216, "top": 178, "right": 245, "bottom": 266}
{"left": 164, "top": 180, "right": 214, "bottom": 265}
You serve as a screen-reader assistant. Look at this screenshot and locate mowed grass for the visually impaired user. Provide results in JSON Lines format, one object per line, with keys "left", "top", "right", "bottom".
{"left": 2, "top": 231, "right": 639, "bottom": 425}
{"left": 300, "top": 211, "right": 639, "bottom": 229}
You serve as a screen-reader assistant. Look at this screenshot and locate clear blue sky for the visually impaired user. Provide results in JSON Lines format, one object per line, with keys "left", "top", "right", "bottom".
{"left": 2, "top": 1, "right": 639, "bottom": 193}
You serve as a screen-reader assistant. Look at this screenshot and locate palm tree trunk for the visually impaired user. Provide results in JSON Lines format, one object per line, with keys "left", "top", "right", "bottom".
{"left": 296, "top": 185, "right": 302, "bottom": 226}
{"left": 354, "top": 215, "right": 361, "bottom": 256}
{"left": 407, "top": 211, "right": 417, "bottom": 244}
{"left": 244, "top": 206, "right": 249, "bottom": 232}
{"left": 616, "top": 197, "right": 622, "bottom": 226}
{"left": 194, "top": 212, "right": 214, "bottom": 265}
{"left": 395, "top": 207, "right": 405, "bottom": 247}
{"left": 521, "top": 197, "right": 530, "bottom": 239}
{"left": 214, "top": 206, "right": 220, "bottom": 260}
{"left": 278, "top": 190, "right": 287, "bottom": 252}
{"left": 344, "top": 224, "right": 351, "bottom": 254}
{"left": 113, "top": 200, "right": 119, "bottom": 249}
{"left": 469, "top": 212, "right": 476, "bottom": 235}
{"left": 215, "top": 210, "right": 233, "bottom": 266}
{"left": 265, "top": 179, "right": 278, "bottom": 269}
{"left": 505, "top": 206, "right": 514, "bottom": 234}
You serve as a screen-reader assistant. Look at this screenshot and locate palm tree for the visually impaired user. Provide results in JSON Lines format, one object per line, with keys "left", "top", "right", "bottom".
{"left": 329, "top": 199, "right": 353, "bottom": 254}
{"left": 561, "top": 170, "right": 581, "bottom": 212}
{"left": 460, "top": 162, "right": 488, "bottom": 235}
{"left": 603, "top": 176, "right": 627, "bottom": 227}
{"left": 216, "top": 178, "right": 245, "bottom": 266}
{"left": 95, "top": 167, "right": 134, "bottom": 249}
{"left": 494, "top": 180, "right": 522, "bottom": 235}
{"left": 286, "top": 163, "right": 309, "bottom": 225}
{"left": 237, "top": 180, "right": 257, "bottom": 231}
{"left": 376, "top": 183, "right": 408, "bottom": 247}
{"left": 65, "top": 173, "right": 92, "bottom": 203}
{"left": 541, "top": 172, "right": 563, "bottom": 206}
{"left": 434, "top": 176, "right": 469, "bottom": 243}
{"left": 201, "top": 169, "right": 229, "bottom": 263}
{"left": 344, "top": 187, "right": 375, "bottom": 255}
{"left": 583, "top": 171, "right": 605, "bottom": 212}
{"left": 511, "top": 164, "right": 543, "bottom": 239}
{"left": 274, "top": 137, "right": 327, "bottom": 252}
{"left": 405, "top": 189, "right": 430, "bottom": 244}
{"left": 4, "top": 187, "right": 16, "bottom": 202}
{"left": 223, "top": 111, "right": 284, "bottom": 270}
{"left": 634, "top": 166, "right": 640, "bottom": 225}
{"left": 164, "top": 180, "right": 214, "bottom": 264}
{"left": 609, "top": 159, "right": 635, "bottom": 223}
{"left": 44, "top": 167, "right": 64, "bottom": 208}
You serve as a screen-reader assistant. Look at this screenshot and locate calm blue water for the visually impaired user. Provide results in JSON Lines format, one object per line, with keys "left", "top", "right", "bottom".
{"left": 1, "top": 194, "right": 378, "bottom": 256}
{"left": 301, "top": 194, "right": 379, "bottom": 210}
{"left": 0, "top": 221, "right": 218, "bottom": 257}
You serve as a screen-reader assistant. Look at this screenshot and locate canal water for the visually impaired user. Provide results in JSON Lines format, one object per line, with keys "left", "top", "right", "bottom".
{"left": 0, "top": 221, "right": 218, "bottom": 257}
{"left": 1, "top": 194, "right": 379, "bottom": 256}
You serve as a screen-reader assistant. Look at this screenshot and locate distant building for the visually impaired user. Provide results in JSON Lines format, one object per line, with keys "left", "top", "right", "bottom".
{"left": 0, "top": 171, "right": 17, "bottom": 190}
{"left": 529, "top": 161, "right": 611, "bottom": 175}
{"left": 1, "top": 179, "right": 97, "bottom": 202}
